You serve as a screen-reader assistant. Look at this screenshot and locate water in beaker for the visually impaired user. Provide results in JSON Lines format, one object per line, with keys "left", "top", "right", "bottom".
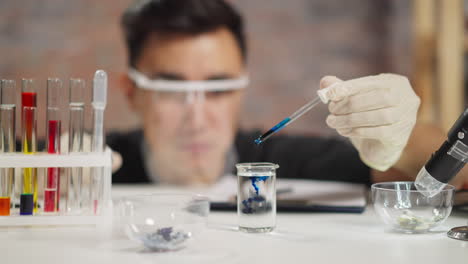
{"left": 236, "top": 162, "right": 278, "bottom": 233}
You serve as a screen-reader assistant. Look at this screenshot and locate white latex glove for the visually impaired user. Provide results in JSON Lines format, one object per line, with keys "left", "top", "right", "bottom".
{"left": 320, "top": 73, "right": 421, "bottom": 171}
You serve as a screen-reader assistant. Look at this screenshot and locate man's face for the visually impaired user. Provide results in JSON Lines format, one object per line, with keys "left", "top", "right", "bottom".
{"left": 128, "top": 28, "right": 245, "bottom": 185}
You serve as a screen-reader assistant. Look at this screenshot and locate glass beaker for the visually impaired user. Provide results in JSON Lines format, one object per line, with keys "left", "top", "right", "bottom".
{"left": 236, "top": 162, "right": 278, "bottom": 233}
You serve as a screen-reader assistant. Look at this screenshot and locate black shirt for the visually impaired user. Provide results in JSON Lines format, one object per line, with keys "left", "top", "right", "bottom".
{"left": 107, "top": 130, "right": 371, "bottom": 185}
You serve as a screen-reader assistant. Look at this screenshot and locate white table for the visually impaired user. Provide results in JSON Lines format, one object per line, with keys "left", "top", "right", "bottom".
{"left": 1, "top": 185, "right": 467, "bottom": 264}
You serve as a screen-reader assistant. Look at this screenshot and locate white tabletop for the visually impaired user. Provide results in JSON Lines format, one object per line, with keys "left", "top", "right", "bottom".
{"left": 1, "top": 185, "right": 467, "bottom": 264}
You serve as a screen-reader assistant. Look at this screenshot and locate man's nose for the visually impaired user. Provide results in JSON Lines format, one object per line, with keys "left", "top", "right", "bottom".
{"left": 185, "top": 92, "right": 206, "bottom": 132}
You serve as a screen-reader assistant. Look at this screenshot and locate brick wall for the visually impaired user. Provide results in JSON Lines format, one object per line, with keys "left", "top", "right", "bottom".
{"left": 0, "top": 0, "right": 411, "bottom": 137}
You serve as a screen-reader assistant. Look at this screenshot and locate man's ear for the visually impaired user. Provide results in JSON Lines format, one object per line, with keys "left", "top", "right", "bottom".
{"left": 119, "top": 72, "right": 139, "bottom": 112}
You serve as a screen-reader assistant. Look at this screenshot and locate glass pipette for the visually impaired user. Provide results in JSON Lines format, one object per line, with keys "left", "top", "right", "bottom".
{"left": 254, "top": 86, "right": 333, "bottom": 145}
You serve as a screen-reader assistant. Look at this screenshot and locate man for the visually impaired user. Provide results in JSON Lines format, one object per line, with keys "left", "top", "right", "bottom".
{"left": 109, "top": 0, "right": 467, "bottom": 189}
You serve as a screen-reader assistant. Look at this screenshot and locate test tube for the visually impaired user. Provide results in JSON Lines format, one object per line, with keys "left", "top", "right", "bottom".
{"left": 44, "top": 78, "right": 62, "bottom": 213}
{"left": 20, "top": 79, "right": 37, "bottom": 215}
{"left": 0, "top": 80, "right": 16, "bottom": 216}
{"left": 91, "top": 70, "right": 107, "bottom": 215}
{"left": 67, "top": 79, "right": 85, "bottom": 214}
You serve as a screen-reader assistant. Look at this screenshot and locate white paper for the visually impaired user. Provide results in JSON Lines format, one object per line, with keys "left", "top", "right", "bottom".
{"left": 207, "top": 175, "right": 367, "bottom": 207}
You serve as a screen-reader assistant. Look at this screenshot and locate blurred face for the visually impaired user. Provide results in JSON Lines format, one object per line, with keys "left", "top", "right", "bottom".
{"left": 127, "top": 28, "right": 245, "bottom": 185}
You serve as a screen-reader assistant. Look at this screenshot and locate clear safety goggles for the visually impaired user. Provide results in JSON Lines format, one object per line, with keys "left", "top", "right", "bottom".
{"left": 128, "top": 68, "right": 249, "bottom": 105}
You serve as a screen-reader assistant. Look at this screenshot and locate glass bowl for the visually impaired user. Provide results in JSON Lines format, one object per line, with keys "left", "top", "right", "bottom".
{"left": 371, "top": 182, "right": 454, "bottom": 233}
{"left": 116, "top": 193, "right": 209, "bottom": 251}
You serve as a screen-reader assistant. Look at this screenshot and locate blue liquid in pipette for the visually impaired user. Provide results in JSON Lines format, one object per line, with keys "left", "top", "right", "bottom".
{"left": 255, "top": 117, "right": 291, "bottom": 145}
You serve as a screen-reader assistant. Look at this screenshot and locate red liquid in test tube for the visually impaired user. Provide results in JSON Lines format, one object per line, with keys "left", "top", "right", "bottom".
{"left": 22, "top": 92, "right": 36, "bottom": 107}
{"left": 44, "top": 78, "right": 63, "bottom": 213}
{"left": 44, "top": 120, "right": 61, "bottom": 212}
{"left": 22, "top": 92, "right": 36, "bottom": 144}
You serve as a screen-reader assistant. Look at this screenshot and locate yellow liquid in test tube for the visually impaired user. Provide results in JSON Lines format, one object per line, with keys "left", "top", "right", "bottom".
{"left": 21, "top": 90, "right": 38, "bottom": 215}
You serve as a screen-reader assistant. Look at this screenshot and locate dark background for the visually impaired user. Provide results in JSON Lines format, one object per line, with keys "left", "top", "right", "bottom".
{"left": 0, "top": 0, "right": 417, "bottom": 138}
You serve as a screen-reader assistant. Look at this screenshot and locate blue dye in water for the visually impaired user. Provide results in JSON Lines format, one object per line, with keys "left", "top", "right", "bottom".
{"left": 242, "top": 195, "right": 267, "bottom": 214}
{"left": 241, "top": 176, "right": 270, "bottom": 214}
{"left": 250, "top": 176, "right": 269, "bottom": 195}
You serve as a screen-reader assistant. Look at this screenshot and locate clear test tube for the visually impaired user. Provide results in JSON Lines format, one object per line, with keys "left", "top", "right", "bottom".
{"left": 91, "top": 70, "right": 107, "bottom": 215}
{"left": 0, "top": 80, "right": 16, "bottom": 216}
{"left": 67, "top": 78, "right": 85, "bottom": 214}
{"left": 44, "top": 78, "right": 62, "bottom": 213}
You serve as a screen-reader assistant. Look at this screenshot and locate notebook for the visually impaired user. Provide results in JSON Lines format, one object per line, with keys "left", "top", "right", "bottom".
{"left": 206, "top": 176, "right": 368, "bottom": 213}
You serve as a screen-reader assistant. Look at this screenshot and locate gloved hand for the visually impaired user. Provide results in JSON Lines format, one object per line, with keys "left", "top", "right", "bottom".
{"left": 320, "top": 73, "right": 421, "bottom": 171}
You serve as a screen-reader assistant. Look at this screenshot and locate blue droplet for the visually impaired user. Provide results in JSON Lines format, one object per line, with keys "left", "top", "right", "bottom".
{"left": 254, "top": 138, "right": 262, "bottom": 145}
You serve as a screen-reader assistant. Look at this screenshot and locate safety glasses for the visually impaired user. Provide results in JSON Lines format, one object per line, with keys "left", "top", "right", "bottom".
{"left": 128, "top": 69, "right": 248, "bottom": 105}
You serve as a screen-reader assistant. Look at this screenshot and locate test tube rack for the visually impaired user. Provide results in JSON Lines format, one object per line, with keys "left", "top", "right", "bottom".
{"left": 0, "top": 148, "right": 112, "bottom": 227}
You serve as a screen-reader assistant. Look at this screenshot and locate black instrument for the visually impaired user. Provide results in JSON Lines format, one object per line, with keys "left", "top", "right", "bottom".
{"left": 424, "top": 108, "right": 468, "bottom": 184}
